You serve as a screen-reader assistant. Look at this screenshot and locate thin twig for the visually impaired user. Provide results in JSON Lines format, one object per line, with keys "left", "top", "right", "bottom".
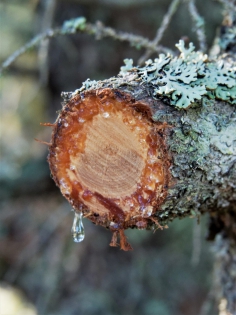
{"left": 138, "top": 0, "right": 180, "bottom": 65}
{"left": 199, "top": 286, "right": 216, "bottom": 315}
{"left": 0, "top": 30, "right": 60, "bottom": 74}
{"left": 188, "top": 0, "right": 207, "bottom": 52}
{"left": 38, "top": 0, "right": 57, "bottom": 85}
{"left": 217, "top": 0, "right": 236, "bottom": 15}
{"left": 191, "top": 218, "right": 202, "bottom": 267}
{"left": 0, "top": 18, "right": 174, "bottom": 75}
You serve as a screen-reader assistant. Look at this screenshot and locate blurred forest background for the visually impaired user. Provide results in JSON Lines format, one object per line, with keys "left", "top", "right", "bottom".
{"left": 0, "top": 0, "right": 226, "bottom": 314}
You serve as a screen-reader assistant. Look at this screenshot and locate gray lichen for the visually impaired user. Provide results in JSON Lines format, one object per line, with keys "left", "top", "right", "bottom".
{"left": 156, "top": 98, "right": 236, "bottom": 223}
{"left": 120, "top": 40, "right": 236, "bottom": 108}
{"left": 218, "top": 24, "right": 236, "bottom": 53}
{"left": 62, "top": 17, "right": 87, "bottom": 33}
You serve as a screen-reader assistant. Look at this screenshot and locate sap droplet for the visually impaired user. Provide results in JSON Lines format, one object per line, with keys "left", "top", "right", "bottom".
{"left": 71, "top": 211, "right": 85, "bottom": 243}
{"left": 78, "top": 117, "right": 85, "bottom": 123}
{"left": 110, "top": 221, "right": 119, "bottom": 229}
{"left": 102, "top": 112, "right": 110, "bottom": 118}
{"left": 141, "top": 206, "right": 153, "bottom": 217}
{"left": 59, "top": 178, "right": 67, "bottom": 189}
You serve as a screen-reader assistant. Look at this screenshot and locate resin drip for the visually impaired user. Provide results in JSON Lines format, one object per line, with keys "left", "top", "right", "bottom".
{"left": 71, "top": 211, "right": 85, "bottom": 243}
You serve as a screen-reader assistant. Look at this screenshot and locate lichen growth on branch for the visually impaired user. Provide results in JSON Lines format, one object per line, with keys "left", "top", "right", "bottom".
{"left": 120, "top": 40, "right": 236, "bottom": 109}
{"left": 61, "top": 17, "right": 87, "bottom": 33}
{"left": 0, "top": 17, "right": 173, "bottom": 75}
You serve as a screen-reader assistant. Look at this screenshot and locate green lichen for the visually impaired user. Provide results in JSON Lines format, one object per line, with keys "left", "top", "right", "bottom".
{"left": 155, "top": 98, "right": 236, "bottom": 220}
{"left": 218, "top": 26, "right": 236, "bottom": 51}
{"left": 120, "top": 40, "right": 236, "bottom": 109}
{"left": 120, "top": 59, "right": 134, "bottom": 73}
{"left": 62, "top": 17, "right": 87, "bottom": 34}
{"left": 75, "top": 78, "right": 98, "bottom": 94}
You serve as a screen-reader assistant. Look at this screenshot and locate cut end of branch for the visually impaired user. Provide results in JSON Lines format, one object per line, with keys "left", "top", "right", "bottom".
{"left": 48, "top": 88, "right": 170, "bottom": 250}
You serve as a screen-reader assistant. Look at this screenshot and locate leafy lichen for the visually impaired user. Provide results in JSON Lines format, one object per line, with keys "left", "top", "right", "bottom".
{"left": 120, "top": 59, "right": 134, "bottom": 73}
{"left": 62, "top": 17, "right": 87, "bottom": 34}
{"left": 120, "top": 40, "right": 236, "bottom": 109}
{"left": 218, "top": 25, "right": 236, "bottom": 52}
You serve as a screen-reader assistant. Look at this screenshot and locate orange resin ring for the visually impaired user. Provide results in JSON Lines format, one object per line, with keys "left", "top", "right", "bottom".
{"left": 48, "top": 88, "right": 169, "bottom": 236}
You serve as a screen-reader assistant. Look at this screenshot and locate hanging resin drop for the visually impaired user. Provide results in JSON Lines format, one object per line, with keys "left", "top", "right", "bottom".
{"left": 71, "top": 211, "right": 85, "bottom": 243}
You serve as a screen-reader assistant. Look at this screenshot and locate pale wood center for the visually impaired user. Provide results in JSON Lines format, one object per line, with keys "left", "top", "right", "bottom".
{"left": 74, "top": 112, "right": 145, "bottom": 198}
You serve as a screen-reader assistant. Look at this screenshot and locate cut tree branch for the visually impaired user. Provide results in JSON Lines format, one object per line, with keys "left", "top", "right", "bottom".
{"left": 47, "top": 40, "right": 236, "bottom": 251}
